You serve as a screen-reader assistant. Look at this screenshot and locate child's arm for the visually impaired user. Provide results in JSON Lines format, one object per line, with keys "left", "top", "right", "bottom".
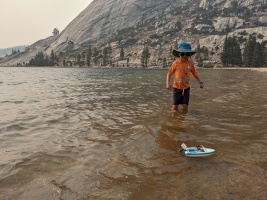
{"left": 191, "top": 64, "right": 204, "bottom": 88}
{"left": 166, "top": 74, "right": 172, "bottom": 90}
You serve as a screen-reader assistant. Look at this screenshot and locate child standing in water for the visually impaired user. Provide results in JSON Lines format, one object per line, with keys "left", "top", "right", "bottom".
{"left": 166, "top": 42, "right": 204, "bottom": 112}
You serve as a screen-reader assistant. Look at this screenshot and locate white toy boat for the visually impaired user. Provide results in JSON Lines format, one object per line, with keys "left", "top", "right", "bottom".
{"left": 180, "top": 143, "right": 216, "bottom": 157}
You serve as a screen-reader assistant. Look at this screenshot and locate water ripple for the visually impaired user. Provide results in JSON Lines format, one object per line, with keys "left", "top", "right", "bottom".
{"left": 0, "top": 67, "right": 266, "bottom": 199}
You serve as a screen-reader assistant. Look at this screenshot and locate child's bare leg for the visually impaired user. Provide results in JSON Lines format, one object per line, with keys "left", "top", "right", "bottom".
{"left": 182, "top": 104, "right": 188, "bottom": 111}
{"left": 172, "top": 105, "right": 178, "bottom": 112}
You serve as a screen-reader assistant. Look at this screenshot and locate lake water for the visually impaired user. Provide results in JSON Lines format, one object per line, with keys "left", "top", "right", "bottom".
{"left": 0, "top": 67, "right": 266, "bottom": 200}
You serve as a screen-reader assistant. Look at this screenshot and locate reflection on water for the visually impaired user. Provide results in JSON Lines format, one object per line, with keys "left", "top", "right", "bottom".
{"left": 0, "top": 67, "right": 266, "bottom": 199}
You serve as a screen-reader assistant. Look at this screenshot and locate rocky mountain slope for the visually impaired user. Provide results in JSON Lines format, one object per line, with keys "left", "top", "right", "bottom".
{"left": 1, "top": 0, "right": 266, "bottom": 67}
{"left": 0, "top": 45, "right": 27, "bottom": 58}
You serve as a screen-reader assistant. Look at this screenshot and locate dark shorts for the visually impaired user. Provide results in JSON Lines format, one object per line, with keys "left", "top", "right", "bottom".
{"left": 173, "top": 87, "right": 190, "bottom": 105}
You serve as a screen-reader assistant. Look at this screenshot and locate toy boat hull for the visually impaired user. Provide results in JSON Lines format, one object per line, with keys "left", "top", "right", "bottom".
{"left": 184, "top": 147, "right": 216, "bottom": 157}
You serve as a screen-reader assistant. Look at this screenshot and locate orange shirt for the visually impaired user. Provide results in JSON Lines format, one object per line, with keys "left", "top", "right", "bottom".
{"left": 167, "top": 58, "right": 199, "bottom": 90}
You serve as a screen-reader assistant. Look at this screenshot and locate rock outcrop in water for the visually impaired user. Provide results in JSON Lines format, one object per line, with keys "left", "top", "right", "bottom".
{"left": 1, "top": 0, "right": 267, "bottom": 67}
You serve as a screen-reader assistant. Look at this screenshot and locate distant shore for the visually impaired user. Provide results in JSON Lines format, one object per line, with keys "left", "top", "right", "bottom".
{"left": 1, "top": 65, "right": 267, "bottom": 72}
{"left": 242, "top": 68, "right": 267, "bottom": 72}
{"left": 212, "top": 67, "right": 267, "bottom": 72}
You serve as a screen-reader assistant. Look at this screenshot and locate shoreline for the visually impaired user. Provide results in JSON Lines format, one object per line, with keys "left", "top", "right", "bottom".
{"left": 1, "top": 65, "right": 267, "bottom": 72}
{"left": 212, "top": 67, "right": 267, "bottom": 72}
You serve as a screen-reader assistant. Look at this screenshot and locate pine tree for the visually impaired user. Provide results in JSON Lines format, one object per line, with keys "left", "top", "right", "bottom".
{"left": 126, "top": 57, "right": 129, "bottom": 67}
{"left": 77, "top": 53, "right": 82, "bottom": 66}
{"left": 251, "top": 42, "right": 266, "bottom": 67}
{"left": 28, "top": 51, "right": 50, "bottom": 66}
{"left": 163, "top": 57, "right": 167, "bottom": 68}
{"left": 233, "top": 45, "right": 242, "bottom": 66}
{"left": 107, "top": 43, "right": 112, "bottom": 65}
{"left": 196, "top": 42, "right": 204, "bottom": 67}
{"left": 221, "top": 35, "right": 242, "bottom": 66}
{"left": 231, "top": 36, "right": 242, "bottom": 66}
{"left": 141, "top": 46, "right": 146, "bottom": 68}
{"left": 261, "top": 41, "right": 267, "bottom": 66}
{"left": 82, "top": 52, "right": 86, "bottom": 66}
{"left": 243, "top": 35, "right": 256, "bottom": 67}
{"left": 50, "top": 50, "right": 55, "bottom": 66}
{"left": 120, "top": 46, "right": 125, "bottom": 60}
{"left": 52, "top": 28, "right": 60, "bottom": 36}
{"left": 222, "top": 38, "right": 228, "bottom": 65}
{"left": 93, "top": 47, "right": 99, "bottom": 65}
{"left": 146, "top": 46, "right": 150, "bottom": 67}
{"left": 243, "top": 41, "right": 250, "bottom": 67}
{"left": 252, "top": 43, "right": 261, "bottom": 67}
{"left": 228, "top": 37, "right": 235, "bottom": 66}
{"left": 87, "top": 45, "right": 92, "bottom": 66}
{"left": 36, "top": 51, "right": 45, "bottom": 66}
{"left": 141, "top": 45, "right": 150, "bottom": 68}
{"left": 102, "top": 47, "right": 108, "bottom": 66}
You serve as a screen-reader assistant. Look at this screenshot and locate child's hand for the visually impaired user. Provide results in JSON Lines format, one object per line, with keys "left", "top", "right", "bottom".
{"left": 199, "top": 82, "right": 204, "bottom": 89}
{"left": 166, "top": 84, "right": 172, "bottom": 91}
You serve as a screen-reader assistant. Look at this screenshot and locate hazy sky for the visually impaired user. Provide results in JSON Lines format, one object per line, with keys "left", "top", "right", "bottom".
{"left": 0, "top": 0, "right": 93, "bottom": 48}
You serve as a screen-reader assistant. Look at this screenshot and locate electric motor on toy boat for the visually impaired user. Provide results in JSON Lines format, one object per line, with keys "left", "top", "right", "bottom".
{"left": 180, "top": 143, "right": 216, "bottom": 157}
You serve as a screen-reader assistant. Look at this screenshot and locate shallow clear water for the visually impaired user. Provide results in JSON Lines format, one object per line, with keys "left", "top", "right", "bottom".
{"left": 0, "top": 67, "right": 266, "bottom": 199}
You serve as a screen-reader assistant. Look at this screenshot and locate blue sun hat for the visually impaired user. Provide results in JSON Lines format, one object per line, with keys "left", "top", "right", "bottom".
{"left": 172, "top": 42, "right": 196, "bottom": 57}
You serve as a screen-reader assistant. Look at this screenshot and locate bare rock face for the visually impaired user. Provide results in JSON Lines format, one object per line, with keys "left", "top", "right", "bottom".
{"left": 51, "top": 0, "right": 183, "bottom": 52}
{"left": 1, "top": 0, "right": 267, "bottom": 66}
{"left": 200, "top": 0, "right": 265, "bottom": 9}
